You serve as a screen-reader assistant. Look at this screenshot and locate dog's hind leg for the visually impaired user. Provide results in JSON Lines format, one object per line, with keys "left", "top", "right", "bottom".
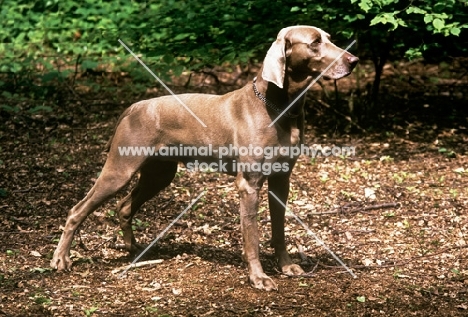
{"left": 116, "top": 160, "right": 178, "bottom": 254}
{"left": 51, "top": 153, "right": 146, "bottom": 271}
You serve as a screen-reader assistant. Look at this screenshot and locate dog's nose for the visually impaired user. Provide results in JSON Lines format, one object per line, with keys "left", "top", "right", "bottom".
{"left": 348, "top": 55, "right": 359, "bottom": 67}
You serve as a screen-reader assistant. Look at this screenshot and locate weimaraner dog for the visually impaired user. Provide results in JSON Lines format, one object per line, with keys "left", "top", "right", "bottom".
{"left": 51, "top": 25, "right": 358, "bottom": 291}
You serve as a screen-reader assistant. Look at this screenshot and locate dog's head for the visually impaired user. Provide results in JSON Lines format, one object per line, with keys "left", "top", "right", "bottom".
{"left": 262, "top": 26, "right": 359, "bottom": 88}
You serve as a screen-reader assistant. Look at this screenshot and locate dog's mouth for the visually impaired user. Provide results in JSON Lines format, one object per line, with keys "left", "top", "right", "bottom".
{"left": 322, "top": 69, "right": 352, "bottom": 80}
{"left": 322, "top": 56, "right": 359, "bottom": 80}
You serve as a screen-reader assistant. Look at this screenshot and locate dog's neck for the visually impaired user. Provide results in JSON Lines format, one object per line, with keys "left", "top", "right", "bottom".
{"left": 255, "top": 67, "right": 313, "bottom": 116}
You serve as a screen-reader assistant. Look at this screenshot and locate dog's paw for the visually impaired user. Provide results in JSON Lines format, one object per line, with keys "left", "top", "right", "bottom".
{"left": 249, "top": 273, "right": 278, "bottom": 291}
{"left": 50, "top": 253, "right": 72, "bottom": 271}
{"left": 281, "top": 263, "right": 305, "bottom": 276}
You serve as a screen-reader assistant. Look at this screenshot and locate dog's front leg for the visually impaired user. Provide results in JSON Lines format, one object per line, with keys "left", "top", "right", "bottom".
{"left": 236, "top": 172, "right": 277, "bottom": 291}
{"left": 268, "top": 173, "right": 305, "bottom": 276}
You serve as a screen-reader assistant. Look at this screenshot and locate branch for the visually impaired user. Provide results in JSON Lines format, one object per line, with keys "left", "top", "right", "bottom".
{"left": 315, "top": 99, "right": 366, "bottom": 132}
{"left": 309, "top": 202, "right": 399, "bottom": 216}
{"left": 111, "top": 259, "right": 164, "bottom": 274}
{"left": 320, "top": 244, "right": 468, "bottom": 270}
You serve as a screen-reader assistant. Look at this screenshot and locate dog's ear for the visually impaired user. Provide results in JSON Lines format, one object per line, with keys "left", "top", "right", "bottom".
{"left": 262, "top": 28, "right": 292, "bottom": 89}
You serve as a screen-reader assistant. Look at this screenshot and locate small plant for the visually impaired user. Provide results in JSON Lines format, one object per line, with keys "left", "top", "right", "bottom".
{"left": 298, "top": 281, "right": 309, "bottom": 287}
{"left": 403, "top": 219, "right": 410, "bottom": 229}
{"left": 6, "top": 249, "right": 18, "bottom": 256}
{"left": 145, "top": 306, "right": 159, "bottom": 313}
{"left": 392, "top": 172, "right": 407, "bottom": 184}
{"left": 132, "top": 218, "right": 150, "bottom": 231}
{"left": 430, "top": 239, "right": 441, "bottom": 247}
{"left": 438, "top": 147, "right": 456, "bottom": 158}
{"left": 289, "top": 189, "right": 298, "bottom": 201}
{"left": 341, "top": 190, "right": 354, "bottom": 198}
{"left": 30, "top": 267, "right": 52, "bottom": 274}
{"left": 341, "top": 174, "right": 351, "bottom": 181}
{"left": 258, "top": 206, "right": 267, "bottom": 214}
{"left": 380, "top": 155, "right": 393, "bottom": 163}
{"left": 320, "top": 175, "right": 329, "bottom": 183}
{"left": 34, "top": 296, "right": 51, "bottom": 305}
{"left": 393, "top": 268, "right": 402, "bottom": 279}
{"left": 84, "top": 306, "right": 98, "bottom": 316}
{"left": 449, "top": 188, "right": 458, "bottom": 199}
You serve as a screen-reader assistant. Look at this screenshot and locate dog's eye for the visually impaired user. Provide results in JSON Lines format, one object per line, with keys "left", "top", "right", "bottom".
{"left": 310, "top": 38, "right": 321, "bottom": 45}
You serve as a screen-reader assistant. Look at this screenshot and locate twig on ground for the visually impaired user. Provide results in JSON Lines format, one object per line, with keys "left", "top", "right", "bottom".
{"left": 159, "top": 196, "right": 174, "bottom": 210}
{"left": 320, "top": 244, "right": 468, "bottom": 270}
{"left": 304, "top": 261, "right": 320, "bottom": 276}
{"left": 111, "top": 259, "right": 164, "bottom": 274}
{"left": 91, "top": 236, "right": 116, "bottom": 251}
{"left": 309, "top": 202, "right": 400, "bottom": 216}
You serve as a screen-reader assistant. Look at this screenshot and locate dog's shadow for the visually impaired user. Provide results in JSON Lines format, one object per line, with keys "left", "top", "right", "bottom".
{"left": 104, "top": 240, "right": 286, "bottom": 275}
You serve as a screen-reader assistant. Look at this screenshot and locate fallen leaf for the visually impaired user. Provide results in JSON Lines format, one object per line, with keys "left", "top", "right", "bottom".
{"left": 362, "top": 258, "right": 373, "bottom": 266}
{"left": 30, "top": 251, "right": 41, "bottom": 257}
{"left": 364, "top": 188, "right": 376, "bottom": 200}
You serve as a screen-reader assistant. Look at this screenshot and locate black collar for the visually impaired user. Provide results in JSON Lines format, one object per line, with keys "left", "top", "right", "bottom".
{"left": 252, "top": 77, "right": 299, "bottom": 119}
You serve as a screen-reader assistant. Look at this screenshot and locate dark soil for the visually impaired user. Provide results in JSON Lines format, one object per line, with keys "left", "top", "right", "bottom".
{"left": 1, "top": 59, "right": 468, "bottom": 316}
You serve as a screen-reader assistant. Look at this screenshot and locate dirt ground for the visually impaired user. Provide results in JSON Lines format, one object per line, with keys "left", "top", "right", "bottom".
{"left": 1, "top": 59, "right": 468, "bottom": 316}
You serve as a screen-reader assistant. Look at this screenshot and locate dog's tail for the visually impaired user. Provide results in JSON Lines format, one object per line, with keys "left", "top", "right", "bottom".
{"left": 104, "top": 105, "right": 135, "bottom": 153}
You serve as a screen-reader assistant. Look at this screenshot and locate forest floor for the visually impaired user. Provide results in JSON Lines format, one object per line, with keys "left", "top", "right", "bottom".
{"left": 1, "top": 58, "right": 468, "bottom": 316}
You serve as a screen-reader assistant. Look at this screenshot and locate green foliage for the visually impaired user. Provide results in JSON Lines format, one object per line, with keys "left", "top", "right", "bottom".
{"left": 351, "top": 0, "right": 468, "bottom": 58}
{"left": 0, "top": 0, "right": 466, "bottom": 124}
{"left": 1, "top": 0, "right": 466, "bottom": 73}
